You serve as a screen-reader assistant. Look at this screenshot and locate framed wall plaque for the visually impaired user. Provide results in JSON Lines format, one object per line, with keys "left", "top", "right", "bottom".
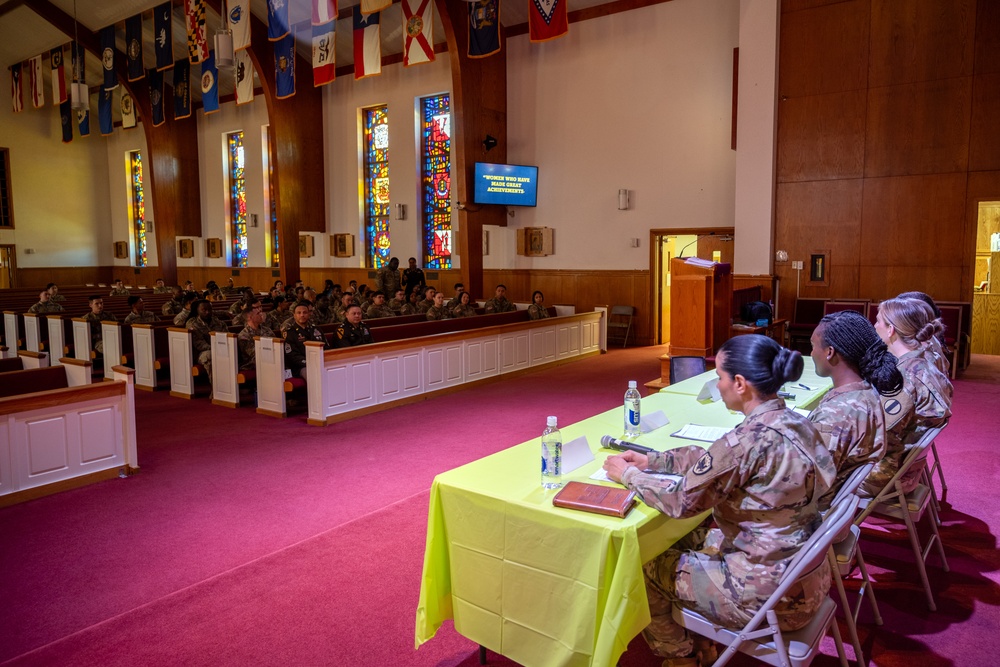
{"left": 113, "top": 241, "right": 129, "bottom": 259}
{"left": 331, "top": 234, "right": 354, "bottom": 258}
{"left": 178, "top": 239, "right": 195, "bottom": 258}
{"left": 299, "top": 234, "right": 315, "bottom": 258}
{"left": 206, "top": 238, "right": 223, "bottom": 258}
{"left": 807, "top": 250, "right": 829, "bottom": 287}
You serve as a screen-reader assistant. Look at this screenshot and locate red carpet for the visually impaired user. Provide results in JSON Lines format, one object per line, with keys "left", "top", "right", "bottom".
{"left": 1, "top": 349, "right": 998, "bottom": 666}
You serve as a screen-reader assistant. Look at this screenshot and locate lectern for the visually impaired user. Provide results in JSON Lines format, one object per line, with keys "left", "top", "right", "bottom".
{"left": 668, "top": 258, "right": 732, "bottom": 358}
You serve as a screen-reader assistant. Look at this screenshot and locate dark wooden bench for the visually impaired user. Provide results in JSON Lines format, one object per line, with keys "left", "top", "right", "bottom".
{"left": 0, "top": 366, "right": 69, "bottom": 399}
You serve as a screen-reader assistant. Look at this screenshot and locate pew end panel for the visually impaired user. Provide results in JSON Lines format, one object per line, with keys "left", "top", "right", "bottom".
{"left": 102, "top": 322, "right": 123, "bottom": 382}
{"left": 23, "top": 313, "right": 48, "bottom": 353}
{"left": 46, "top": 315, "right": 70, "bottom": 366}
{"left": 255, "top": 336, "right": 288, "bottom": 418}
{"left": 60, "top": 358, "right": 94, "bottom": 386}
{"left": 167, "top": 328, "right": 195, "bottom": 399}
{"left": 211, "top": 332, "right": 240, "bottom": 408}
{"left": 4, "top": 311, "right": 22, "bottom": 353}
{"left": 17, "top": 350, "right": 49, "bottom": 369}
{"left": 71, "top": 318, "right": 92, "bottom": 362}
{"left": 594, "top": 307, "right": 609, "bottom": 352}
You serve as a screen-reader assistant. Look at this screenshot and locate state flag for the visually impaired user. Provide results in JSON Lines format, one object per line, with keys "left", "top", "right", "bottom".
{"left": 353, "top": 11, "right": 381, "bottom": 79}
{"left": 149, "top": 68, "right": 165, "bottom": 126}
{"left": 469, "top": 0, "right": 501, "bottom": 58}
{"left": 229, "top": 1, "right": 251, "bottom": 51}
{"left": 50, "top": 47, "right": 67, "bottom": 105}
{"left": 173, "top": 58, "right": 191, "bottom": 119}
{"left": 29, "top": 55, "right": 44, "bottom": 108}
{"left": 186, "top": 0, "right": 209, "bottom": 63}
{"left": 100, "top": 26, "right": 118, "bottom": 90}
{"left": 313, "top": 0, "right": 337, "bottom": 25}
{"left": 312, "top": 23, "right": 336, "bottom": 87}
{"left": 60, "top": 99, "right": 73, "bottom": 143}
{"left": 529, "top": 0, "right": 568, "bottom": 43}
{"left": 10, "top": 63, "right": 23, "bottom": 113}
{"left": 235, "top": 50, "right": 254, "bottom": 105}
{"left": 154, "top": 3, "right": 174, "bottom": 71}
{"left": 268, "top": 0, "right": 290, "bottom": 41}
{"left": 361, "top": 0, "right": 390, "bottom": 16}
{"left": 275, "top": 34, "right": 296, "bottom": 99}
{"left": 201, "top": 50, "right": 219, "bottom": 113}
{"left": 121, "top": 92, "right": 137, "bottom": 128}
{"left": 402, "top": 0, "right": 434, "bottom": 67}
{"left": 126, "top": 14, "right": 145, "bottom": 81}
{"left": 98, "top": 88, "right": 114, "bottom": 135}
{"left": 78, "top": 108, "right": 90, "bottom": 136}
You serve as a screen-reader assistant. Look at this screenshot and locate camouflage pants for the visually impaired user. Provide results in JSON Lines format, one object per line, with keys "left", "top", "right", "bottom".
{"left": 642, "top": 523, "right": 831, "bottom": 658}
{"left": 93, "top": 340, "right": 104, "bottom": 355}
{"left": 196, "top": 350, "right": 212, "bottom": 382}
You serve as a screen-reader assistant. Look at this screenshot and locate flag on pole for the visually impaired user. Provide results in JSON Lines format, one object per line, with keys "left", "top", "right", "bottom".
{"left": 50, "top": 47, "right": 67, "bottom": 104}
{"left": 149, "top": 68, "right": 165, "bottom": 126}
{"left": 29, "top": 55, "right": 44, "bottom": 108}
{"left": 235, "top": 50, "right": 254, "bottom": 105}
{"left": 98, "top": 88, "right": 113, "bottom": 135}
{"left": 154, "top": 3, "right": 174, "bottom": 71}
{"left": 121, "top": 92, "right": 137, "bottom": 128}
{"left": 312, "top": 23, "right": 336, "bottom": 87}
{"left": 361, "top": 0, "right": 390, "bottom": 16}
{"left": 275, "top": 34, "right": 296, "bottom": 99}
{"left": 268, "top": 0, "right": 290, "bottom": 41}
{"left": 468, "top": 0, "right": 501, "bottom": 58}
{"left": 353, "top": 11, "right": 381, "bottom": 79}
{"left": 101, "top": 26, "right": 118, "bottom": 90}
{"left": 126, "top": 14, "right": 145, "bottom": 81}
{"left": 402, "top": 0, "right": 434, "bottom": 67}
{"left": 60, "top": 99, "right": 73, "bottom": 142}
{"left": 78, "top": 107, "right": 90, "bottom": 136}
{"left": 10, "top": 63, "right": 23, "bottom": 113}
{"left": 529, "top": 0, "right": 568, "bottom": 42}
{"left": 229, "top": 1, "right": 250, "bottom": 51}
{"left": 313, "top": 0, "right": 337, "bottom": 25}
{"left": 173, "top": 57, "right": 191, "bottom": 119}
{"left": 201, "top": 51, "right": 219, "bottom": 113}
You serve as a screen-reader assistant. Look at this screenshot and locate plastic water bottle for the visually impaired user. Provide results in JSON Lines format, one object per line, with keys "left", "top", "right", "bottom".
{"left": 624, "top": 381, "right": 641, "bottom": 437}
{"left": 541, "top": 416, "right": 563, "bottom": 489}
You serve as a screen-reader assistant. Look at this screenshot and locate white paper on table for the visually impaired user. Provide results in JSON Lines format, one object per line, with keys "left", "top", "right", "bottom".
{"left": 640, "top": 410, "right": 670, "bottom": 433}
{"left": 696, "top": 378, "right": 721, "bottom": 402}
{"left": 561, "top": 435, "right": 595, "bottom": 475}
{"left": 590, "top": 468, "right": 683, "bottom": 486}
{"left": 672, "top": 424, "right": 732, "bottom": 443}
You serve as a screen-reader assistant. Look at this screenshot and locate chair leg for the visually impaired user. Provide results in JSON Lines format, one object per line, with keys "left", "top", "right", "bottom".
{"left": 922, "top": 469, "right": 942, "bottom": 526}
{"left": 901, "top": 503, "right": 937, "bottom": 612}
{"left": 930, "top": 441, "right": 948, "bottom": 502}
{"left": 765, "top": 610, "right": 791, "bottom": 667}
{"left": 925, "top": 506, "right": 950, "bottom": 573}
{"left": 478, "top": 645, "right": 488, "bottom": 665}
{"left": 853, "top": 546, "right": 883, "bottom": 626}
{"left": 829, "top": 615, "right": 851, "bottom": 667}
{"left": 828, "top": 551, "right": 865, "bottom": 667}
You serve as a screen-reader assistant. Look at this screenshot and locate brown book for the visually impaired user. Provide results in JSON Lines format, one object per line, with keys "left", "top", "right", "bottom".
{"left": 552, "top": 481, "right": 637, "bottom": 518}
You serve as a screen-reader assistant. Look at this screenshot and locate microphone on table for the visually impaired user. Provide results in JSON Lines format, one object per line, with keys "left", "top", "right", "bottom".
{"left": 600, "top": 435, "right": 655, "bottom": 454}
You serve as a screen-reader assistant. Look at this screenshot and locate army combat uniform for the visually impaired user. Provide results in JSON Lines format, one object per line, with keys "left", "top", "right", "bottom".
{"left": 28, "top": 301, "right": 64, "bottom": 314}
{"left": 333, "top": 321, "right": 373, "bottom": 347}
{"left": 153, "top": 285, "right": 172, "bottom": 294}
{"left": 451, "top": 304, "right": 478, "bottom": 318}
{"left": 123, "top": 310, "right": 159, "bottom": 325}
{"left": 619, "top": 399, "right": 836, "bottom": 660}
{"left": 483, "top": 296, "right": 515, "bottom": 314}
{"left": 109, "top": 286, "right": 131, "bottom": 296}
{"left": 366, "top": 303, "right": 395, "bottom": 319}
{"left": 173, "top": 309, "right": 193, "bottom": 326}
{"left": 920, "top": 338, "right": 951, "bottom": 377}
{"left": 527, "top": 303, "right": 550, "bottom": 320}
{"left": 237, "top": 324, "right": 274, "bottom": 371}
{"left": 283, "top": 322, "right": 329, "bottom": 377}
{"left": 265, "top": 309, "right": 292, "bottom": 333}
{"left": 417, "top": 298, "right": 435, "bottom": 314}
{"left": 375, "top": 265, "right": 401, "bottom": 296}
{"left": 388, "top": 297, "right": 406, "bottom": 314}
{"left": 425, "top": 305, "right": 451, "bottom": 321}
{"left": 82, "top": 311, "right": 117, "bottom": 355}
{"left": 162, "top": 297, "right": 182, "bottom": 316}
{"left": 186, "top": 315, "right": 228, "bottom": 380}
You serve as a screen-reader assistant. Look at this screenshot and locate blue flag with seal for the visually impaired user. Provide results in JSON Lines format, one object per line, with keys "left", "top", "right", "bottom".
{"left": 268, "top": 0, "right": 290, "bottom": 41}
{"left": 60, "top": 99, "right": 73, "bottom": 143}
{"left": 154, "top": 2, "right": 174, "bottom": 71}
{"left": 149, "top": 68, "right": 165, "bottom": 126}
{"left": 201, "top": 50, "right": 219, "bottom": 113}
{"left": 125, "top": 14, "right": 144, "bottom": 81}
{"left": 173, "top": 58, "right": 191, "bottom": 119}
{"left": 98, "top": 88, "right": 114, "bottom": 135}
{"left": 274, "top": 33, "right": 295, "bottom": 99}
{"left": 468, "top": 0, "right": 500, "bottom": 58}
{"left": 78, "top": 107, "right": 90, "bottom": 136}
{"left": 100, "top": 25, "right": 119, "bottom": 90}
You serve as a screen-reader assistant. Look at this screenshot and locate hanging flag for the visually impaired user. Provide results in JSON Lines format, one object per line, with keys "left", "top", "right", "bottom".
{"left": 313, "top": 0, "right": 337, "bottom": 25}
{"left": 268, "top": 0, "right": 290, "bottom": 41}
{"left": 275, "top": 34, "right": 296, "bottom": 99}
{"left": 149, "top": 68, "right": 165, "bottom": 126}
{"left": 98, "top": 88, "right": 113, "bottom": 135}
{"left": 529, "top": 0, "right": 568, "bottom": 43}
{"left": 201, "top": 50, "right": 219, "bottom": 113}
{"left": 312, "top": 23, "right": 336, "bottom": 87}
{"left": 173, "top": 57, "right": 191, "bottom": 119}
{"left": 402, "top": 0, "right": 434, "bottom": 67}
{"left": 469, "top": 0, "right": 501, "bottom": 58}
{"left": 29, "top": 56, "right": 44, "bottom": 108}
{"left": 361, "top": 0, "right": 390, "bottom": 16}
{"left": 121, "top": 92, "right": 137, "bottom": 128}
{"left": 154, "top": 2, "right": 174, "bottom": 71}
{"left": 59, "top": 99, "right": 73, "bottom": 142}
{"left": 235, "top": 50, "right": 254, "bottom": 105}
{"left": 50, "top": 47, "right": 67, "bottom": 104}
{"left": 10, "top": 64, "right": 23, "bottom": 113}
{"left": 229, "top": 0, "right": 250, "bottom": 51}
{"left": 100, "top": 26, "right": 118, "bottom": 90}
{"left": 78, "top": 107, "right": 90, "bottom": 137}
{"left": 353, "top": 11, "right": 381, "bottom": 79}
{"left": 186, "top": 0, "right": 209, "bottom": 63}
{"left": 125, "top": 14, "right": 145, "bottom": 81}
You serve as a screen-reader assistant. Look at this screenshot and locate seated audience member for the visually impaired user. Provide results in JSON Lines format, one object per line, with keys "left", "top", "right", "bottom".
{"left": 123, "top": 296, "right": 159, "bottom": 324}
{"left": 426, "top": 292, "right": 452, "bottom": 321}
{"left": 366, "top": 291, "right": 395, "bottom": 319}
{"left": 388, "top": 288, "right": 407, "bottom": 314}
{"left": 603, "top": 335, "right": 835, "bottom": 667}
{"left": 313, "top": 294, "right": 335, "bottom": 325}
{"left": 173, "top": 292, "right": 200, "bottom": 326}
{"left": 109, "top": 279, "right": 131, "bottom": 297}
{"left": 527, "top": 290, "right": 550, "bottom": 320}
{"left": 186, "top": 300, "right": 228, "bottom": 379}
{"left": 446, "top": 283, "right": 466, "bottom": 309}
{"left": 153, "top": 278, "right": 171, "bottom": 294}
{"left": 808, "top": 310, "right": 903, "bottom": 510}
{"left": 303, "top": 288, "right": 318, "bottom": 304}
{"left": 229, "top": 288, "right": 256, "bottom": 316}
{"left": 334, "top": 293, "right": 355, "bottom": 322}
{"left": 205, "top": 281, "right": 226, "bottom": 301}
{"left": 484, "top": 284, "right": 515, "bottom": 314}
{"left": 417, "top": 286, "right": 437, "bottom": 314}
{"left": 28, "top": 289, "right": 65, "bottom": 314}
{"left": 282, "top": 300, "right": 313, "bottom": 332}
{"left": 283, "top": 302, "right": 329, "bottom": 378}
{"left": 400, "top": 290, "right": 420, "bottom": 316}
{"left": 402, "top": 257, "right": 425, "bottom": 295}
{"left": 375, "top": 257, "right": 401, "bottom": 296}
{"left": 237, "top": 300, "right": 272, "bottom": 372}
{"left": 897, "top": 290, "right": 950, "bottom": 375}
{"left": 322, "top": 279, "right": 336, "bottom": 298}
{"left": 451, "top": 291, "right": 477, "bottom": 318}
{"left": 329, "top": 283, "right": 343, "bottom": 302}
{"left": 162, "top": 286, "right": 183, "bottom": 316}
{"left": 183, "top": 280, "right": 195, "bottom": 292}
{"left": 83, "top": 295, "right": 118, "bottom": 355}
{"left": 358, "top": 285, "right": 373, "bottom": 312}
{"left": 860, "top": 297, "right": 953, "bottom": 497}
{"left": 265, "top": 296, "right": 292, "bottom": 332}
{"left": 222, "top": 277, "right": 239, "bottom": 295}
{"left": 46, "top": 283, "right": 66, "bottom": 302}
{"left": 334, "top": 305, "right": 374, "bottom": 347}
{"left": 348, "top": 279, "right": 359, "bottom": 293}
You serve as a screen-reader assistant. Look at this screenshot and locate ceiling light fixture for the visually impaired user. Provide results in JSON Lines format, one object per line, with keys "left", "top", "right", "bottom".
{"left": 214, "top": 0, "right": 235, "bottom": 69}
{"left": 70, "top": 0, "right": 88, "bottom": 110}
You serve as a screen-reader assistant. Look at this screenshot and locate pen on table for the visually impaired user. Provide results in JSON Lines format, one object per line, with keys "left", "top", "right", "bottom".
{"left": 777, "top": 391, "right": 796, "bottom": 399}
{"left": 797, "top": 383, "right": 812, "bottom": 390}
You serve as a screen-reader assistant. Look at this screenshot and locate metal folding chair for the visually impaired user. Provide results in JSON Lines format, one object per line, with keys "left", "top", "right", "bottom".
{"left": 607, "top": 305, "right": 635, "bottom": 348}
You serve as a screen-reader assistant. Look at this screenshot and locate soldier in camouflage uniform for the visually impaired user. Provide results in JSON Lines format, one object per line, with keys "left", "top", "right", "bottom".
{"left": 388, "top": 289, "right": 407, "bottom": 315}
{"left": 229, "top": 288, "right": 255, "bottom": 317}
{"left": 445, "top": 283, "right": 466, "bottom": 310}
{"left": 333, "top": 293, "right": 356, "bottom": 322}
{"left": 237, "top": 300, "right": 273, "bottom": 371}
{"left": 162, "top": 286, "right": 184, "bottom": 316}
{"left": 366, "top": 291, "right": 395, "bottom": 319}
{"left": 417, "top": 286, "right": 437, "bottom": 314}
{"left": 28, "top": 289, "right": 64, "bottom": 314}
{"left": 185, "top": 300, "right": 228, "bottom": 380}
{"left": 265, "top": 296, "right": 292, "bottom": 332}
{"left": 897, "top": 291, "right": 951, "bottom": 376}
{"left": 313, "top": 294, "right": 336, "bottom": 325}
{"left": 527, "top": 291, "right": 550, "bottom": 320}
{"left": 173, "top": 292, "right": 199, "bottom": 326}
{"left": 46, "top": 283, "right": 66, "bottom": 302}
{"left": 451, "top": 291, "right": 478, "bottom": 318}
{"left": 109, "top": 279, "right": 131, "bottom": 297}
{"left": 483, "top": 284, "right": 516, "bottom": 314}
{"left": 153, "top": 278, "right": 171, "bottom": 294}
{"left": 283, "top": 302, "right": 329, "bottom": 378}
{"left": 82, "top": 296, "right": 118, "bottom": 355}
{"left": 123, "top": 296, "right": 160, "bottom": 325}
{"left": 334, "top": 305, "right": 374, "bottom": 347}
{"left": 399, "top": 291, "right": 420, "bottom": 316}
{"left": 375, "top": 257, "right": 401, "bottom": 296}
{"left": 425, "top": 292, "right": 452, "bottom": 321}
{"left": 604, "top": 336, "right": 836, "bottom": 666}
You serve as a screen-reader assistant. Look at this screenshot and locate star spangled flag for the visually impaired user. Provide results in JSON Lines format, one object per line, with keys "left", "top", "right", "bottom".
{"left": 361, "top": 0, "right": 390, "bottom": 16}
{"left": 29, "top": 55, "right": 44, "bottom": 108}
{"left": 268, "top": 0, "right": 290, "bottom": 41}
{"left": 50, "top": 47, "right": 67, "bottom": 104}
{"left": 148, "top": 68, "right": 165, "bottom": 126}
{"left": 154, "top": 2, "right": 174, "bottom": 71}
{"left": 60, "top": 99, "right": 73, "bottom": 142}
{"left": 100, "top": 26, "right": 118, "bottom": 90}
{"left": 529, "top": 0, "right": 567, "bottom": 42}
{"left": 468, "top": 0, "right": 500, "bottom": 58}
{"left": 353, "top": 11, "right": 381, "bottom": 79}
{"left": 313, "top": 0, "right": 337, "bottom": 25}
{"left": 10, "top": 64, "right": 23, "bottom": 113}
{"left": 78, "top": 107, "right": 90, "bottom": 136}
{"left": 98, "top": 88, "right": 113, "bottom": 135}
{"left": 201, "top": 50, "right": 219, "bottom": 113}
{"left": 402, "top": 0, "right": 434, "bottom": 67}
{"left": 186, "top": 0, "right": 209, "bottom": 63}
{"left": 126, "top": 14, "right": 145, "bottom": 81}
{"left": 229, "top": 1, "right": 250, "bottom": 51}
{"left": 121, "top": 92, "right": 136, "bottom": 128}
{"left": 235, "top": 49, "right": 254, "bottom": 105}
{"left": 312, "top": 23, "right": 335, "bottom": 87}
{"left": 173, "top": 58, "right": 191, "bottom": 119}
{"left": 274, "top": 34, "right": 296, "bottom": 99}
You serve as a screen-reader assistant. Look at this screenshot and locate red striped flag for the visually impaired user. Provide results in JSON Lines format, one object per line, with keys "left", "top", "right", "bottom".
{"left": 313, "top": 23, "right": 336, "bottom": 87}
{"left": 10, "top": 64, "right": 23, "bottom": 113}
{"left": 51, "top": 47, "right": 68, "bottom": 105}
{"left": 313, "top": 0, "right": 337, "bottom": 25}
{"left": 29, "top": 55, "right": 45, "bottom": 108}
{"left": 402, "top": 0, "right": 434, "bottom": 67}
{"left": 353, "top": 11, "right": 381, "bottom": 79}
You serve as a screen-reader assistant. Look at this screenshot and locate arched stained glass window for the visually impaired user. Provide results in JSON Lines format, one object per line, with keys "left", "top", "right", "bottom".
{"left": 420, "top": 94, "right": 452, "bottom": 269}
{"left": 363, "top": 105, "right": 390, "bottom": 268}
{"left": 264, "top": 128, "right": 279, "bottom": 267}
{"left": 128, "top": 151, "right": 147, "bottom": 267}
{"left": 227, "top": 131, "right": 249, "bottom": 268}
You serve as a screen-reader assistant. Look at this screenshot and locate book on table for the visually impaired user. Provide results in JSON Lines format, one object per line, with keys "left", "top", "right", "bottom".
{"left": 552, "top": 481, "right": 637, "bottom": 518}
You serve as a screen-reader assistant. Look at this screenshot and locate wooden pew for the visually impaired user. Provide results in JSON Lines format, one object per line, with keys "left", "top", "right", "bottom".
{"left": 3, "top": 311, "right": 23, "bottom": 353}
{"left": 22, "top": 313, "right": 50, "bottom": 353}
{"left": 46, "top": 315, "right": 74, "bottom": 366}
{"left": 0, "top": 351, "right": 48, "bottom": 373}
{"left": 131, "top": 323, "right": 172, "bottom": 391}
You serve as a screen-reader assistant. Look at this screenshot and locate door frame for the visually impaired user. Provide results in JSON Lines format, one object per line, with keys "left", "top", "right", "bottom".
{"left": 0, "top": 244, "right": 16, "bottom": 289}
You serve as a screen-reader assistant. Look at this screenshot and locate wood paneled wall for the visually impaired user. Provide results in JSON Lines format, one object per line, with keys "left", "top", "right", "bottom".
{"left": 774, "top": 0, "right": 999, "bottom": 325}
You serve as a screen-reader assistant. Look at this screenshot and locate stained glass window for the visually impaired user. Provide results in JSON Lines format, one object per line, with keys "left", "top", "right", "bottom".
{"left": 128, "top": 151, "right": 147, "bottom": 267}
{"left": 227, "top": 131, "right": 248, "bottom": 268}
{"left": 265, "top": 129, "right": 279, "bottom": 267}
{"left": 420, "top": 94, "right": 452, "bottom": 269}
{"left": 363, "top": 105, "right": 390, "bottom": 268}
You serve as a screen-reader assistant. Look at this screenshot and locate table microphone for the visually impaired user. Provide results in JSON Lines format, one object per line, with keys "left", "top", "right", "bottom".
{"left": 600, "top": 435, "right": 655, "bottom": 454}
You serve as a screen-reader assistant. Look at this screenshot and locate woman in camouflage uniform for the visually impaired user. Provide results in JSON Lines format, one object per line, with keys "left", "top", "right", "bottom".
{"left": 604, "top": 335, "right": 836, "bottom": 667}
{"left": 451, "top": 291, "right": 477, "bottom": 318}
{"left": 527, "top": 290, "right": 550, "bottom": 320}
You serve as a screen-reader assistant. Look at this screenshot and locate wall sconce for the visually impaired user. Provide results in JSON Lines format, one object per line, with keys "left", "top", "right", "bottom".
{"left": 483, "top": 135, "right": 498, "bottom": 152}
{"left": 775, "top": 249, "right": 788, "bottom": 262}
{"left": 618, "top": 189, "right": 630, "bottom": 211}
{"left": 394, "top": 204, "right": 406, "bottom": 220}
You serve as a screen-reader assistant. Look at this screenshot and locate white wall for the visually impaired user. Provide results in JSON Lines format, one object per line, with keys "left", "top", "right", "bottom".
{"left": 105, "top": 123, "right": 158, "bottom": 273}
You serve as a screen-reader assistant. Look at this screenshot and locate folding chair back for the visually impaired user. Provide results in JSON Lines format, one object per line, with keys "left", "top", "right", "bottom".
{"left": 829, "top": 462, "right": 875, "bottom": 510}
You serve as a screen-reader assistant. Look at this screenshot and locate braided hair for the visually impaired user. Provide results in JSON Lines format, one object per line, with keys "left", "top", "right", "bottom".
{"left": 878, "top": 297, "right": 944, "bottom": 348}
{"left": 818, "top": 310, "right": 903, "bottom": 395}
{"left": 718, "top": 334, "right": 802, "bottom": 395}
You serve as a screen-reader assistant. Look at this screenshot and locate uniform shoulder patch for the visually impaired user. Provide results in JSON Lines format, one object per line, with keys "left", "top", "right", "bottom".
{"left": 692, "top": 452, "right": 713, "bottom": 475}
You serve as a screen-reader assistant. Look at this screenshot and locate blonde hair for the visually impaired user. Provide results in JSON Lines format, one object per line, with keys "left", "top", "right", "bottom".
{"left": 878, "top": 297, "right": 944, "bottom": 349}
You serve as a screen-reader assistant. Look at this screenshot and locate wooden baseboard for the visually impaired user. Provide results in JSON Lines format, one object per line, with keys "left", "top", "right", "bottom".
{"left": 169, "top": 391, "right": 192, "bottom": 399}
{"left": 0, "top": 467, "right": 125, "bottom": 508}
{"left": 212, "top": 399, "right": 239, "bottom": 408}
{"left": 256, "top": 407, "right": 286, "bottom": 418}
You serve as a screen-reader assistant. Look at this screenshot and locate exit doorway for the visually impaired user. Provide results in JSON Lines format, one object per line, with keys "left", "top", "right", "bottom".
{"left": 0, "top": 245, "right": 15, "bottom": 289}
{"left": 972, "top": 202, "right": 999, "bottom": 355}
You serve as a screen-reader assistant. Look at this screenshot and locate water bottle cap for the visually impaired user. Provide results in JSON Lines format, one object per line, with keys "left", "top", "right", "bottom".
{"left": 628, "top": 381, "right": 637, "bottom": 388}
{"left": 546, "top": 416, "right": 558, "bottom": 427}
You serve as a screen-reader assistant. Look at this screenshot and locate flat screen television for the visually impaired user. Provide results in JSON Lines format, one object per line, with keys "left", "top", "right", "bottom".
{"left": 473, "top": 163, "right": 539, "bottom": 207}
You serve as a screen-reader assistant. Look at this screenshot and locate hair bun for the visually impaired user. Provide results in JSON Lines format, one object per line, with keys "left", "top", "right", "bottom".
{"left": 915, "top": 318, "right": 945, "bottom": 343}
{"left": 772, "top": 348, "right": 804, "bottom": 384}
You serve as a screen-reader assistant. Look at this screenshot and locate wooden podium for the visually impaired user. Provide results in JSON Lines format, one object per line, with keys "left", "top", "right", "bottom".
{"left": 668, "top": 258, "right": 732, "bottom": 358}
